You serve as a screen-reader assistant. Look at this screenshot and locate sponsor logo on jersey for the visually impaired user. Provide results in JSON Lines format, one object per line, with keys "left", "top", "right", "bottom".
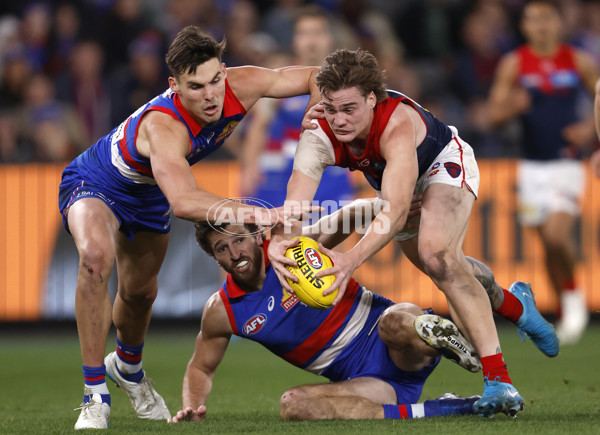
{"left": 281, "top": 290, "right": 299, "bottom": 311}
{"left": 215, "top": 120, "right": 241, "bottom": 144}
{"left": 305, "top": 248, "right": 323, "bottom": 269}
{"left": 444, "top": 162, "right": 462, "bottom": 178}
{"left": 243, "top": 313, "right": 267, "bottom": 335}
{"left": 432, "top": 162, "right": 440, "bottom": 169}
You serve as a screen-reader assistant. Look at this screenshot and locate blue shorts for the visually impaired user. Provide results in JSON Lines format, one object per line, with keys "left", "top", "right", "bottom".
{"left": 349, "top": 330, "right": 440, "bottom": 404}
{"left": 322, "top": 296, "right": 440, "bottom": 404}
{"left": 58, "top": 159, "right": 172, "bottom": 241}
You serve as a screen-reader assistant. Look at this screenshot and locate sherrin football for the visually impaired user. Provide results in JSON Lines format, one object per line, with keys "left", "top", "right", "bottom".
{"left": 284, "top": 236, "right": 337, "bottom": 309}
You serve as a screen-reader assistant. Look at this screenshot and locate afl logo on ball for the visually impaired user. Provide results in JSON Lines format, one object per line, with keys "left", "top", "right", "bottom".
{"left": 305, "top": 248, "right": 323, "bottom": 269}
{"left": 243, "top": 314, "right": 267, "bottom": 335}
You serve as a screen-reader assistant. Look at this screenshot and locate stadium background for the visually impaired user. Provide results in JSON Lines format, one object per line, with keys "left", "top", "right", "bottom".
{"left": 1, "top": 0, "right": 600, "bottom": 321}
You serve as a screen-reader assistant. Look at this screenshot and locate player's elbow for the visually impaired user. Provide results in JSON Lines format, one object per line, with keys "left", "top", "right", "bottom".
{"left": 170, "top": 197, "right": 195, "bottom": 221}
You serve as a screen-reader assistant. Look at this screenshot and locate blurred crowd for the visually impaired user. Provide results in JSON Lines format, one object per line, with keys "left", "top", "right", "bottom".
{"left": 1, "top": 0, "right": 599, "bottom": 164}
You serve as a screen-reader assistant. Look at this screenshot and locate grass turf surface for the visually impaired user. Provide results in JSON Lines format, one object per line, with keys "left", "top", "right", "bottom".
{"left": 1, "top": 321, "right": 599, "bottom": 434}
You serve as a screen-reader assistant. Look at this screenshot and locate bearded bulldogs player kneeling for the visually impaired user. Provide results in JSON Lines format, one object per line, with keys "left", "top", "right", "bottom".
{"left": 168, "top": 199, "right": 488, "bottom": 423}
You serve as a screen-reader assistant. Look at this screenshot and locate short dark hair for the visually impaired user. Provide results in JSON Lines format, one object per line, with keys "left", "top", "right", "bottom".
{"left": 194, "top": 222, "right": 262, "bottom": 257}
{"left": 165, "top": 26, "right": 226, "bottom": 79}
{"left": 316, "top": 48, "right": 388, "bottom": 103}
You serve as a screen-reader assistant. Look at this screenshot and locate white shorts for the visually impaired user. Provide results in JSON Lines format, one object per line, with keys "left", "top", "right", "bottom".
{"left": 390, "top": 126, "right": 480, "bottom": 241}
{"left": 517, "top": 159, "right": 585, "bottom": 226}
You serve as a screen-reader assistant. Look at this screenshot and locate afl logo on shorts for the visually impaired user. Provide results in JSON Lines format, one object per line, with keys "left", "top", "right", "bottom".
{"left": 444, "top": 162, "right": 462, "bottom": 178}
{"left": 243, "top": 314, "right": 267, "bottom": 335}
{"left": 305, "top": 248, "right": 323, "bottom": 269}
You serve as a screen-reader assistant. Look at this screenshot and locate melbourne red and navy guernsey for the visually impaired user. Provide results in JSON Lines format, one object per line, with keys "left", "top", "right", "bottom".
{"left": 316, "top": 90, "right": 452, "bottom": 191}
{"left": 218, "top": 241, "right": 397, "bottom": 380}
{"left": 516, "top": 44, "right": 583, "bottom": 160}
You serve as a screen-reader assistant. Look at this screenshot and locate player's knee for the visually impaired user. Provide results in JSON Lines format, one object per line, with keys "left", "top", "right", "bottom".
{"left": 379, "top": 303, "right": 420, "bottom": 343}
{"left": 280, "top": 387, "right": 312, "bottom": 421}
{"left": 420, "top": 249, "right": 460, "bottom": 284}
{"left": 118, "top": 281, "right": 158, "bottom": 307}
{"left": 77, "top": 243, "right": 115, "bottom": 284}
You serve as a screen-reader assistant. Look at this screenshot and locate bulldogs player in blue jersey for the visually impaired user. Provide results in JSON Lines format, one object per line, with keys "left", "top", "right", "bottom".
{"left": 58, "top": 26, "right": 321, "bottom": 430}
{"left": 169, "top": 199, "right": 484, "bottom": 423}
{"left": 488, "top": 0, "right": 598, "bottom": 344}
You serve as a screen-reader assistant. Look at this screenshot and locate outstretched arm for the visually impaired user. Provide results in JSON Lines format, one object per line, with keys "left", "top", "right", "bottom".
{"left": 268, "top": 127, "right": 333, "bottom": 291}
{"left": 141, "top": 111, "right": 279, "bottom": 226}
{"left": 562, "top": 49, "right": 599, "bottom": 148}
{"left": 169, "top": 293, "right": 232, "bottom": 423}
{"left": 317, "top": 107, "right": 418, "bottom": 305}
{"left": 487, "top": 52, "right": 530, "bottom": 127}
{"left": 227, "top": 66, "right": 320, "bottom": 114}
{"left": 302, "top": 198, "right": 381, "bottom": 249}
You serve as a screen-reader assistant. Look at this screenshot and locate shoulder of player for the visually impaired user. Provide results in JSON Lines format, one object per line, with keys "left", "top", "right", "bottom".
{"left": 377, "top": 103, "right": 421, "bottom": 157}
{"left": 385, "top": 103, "right": 417, "bottom": 136}
{"left": 498, "top": 50, "right": 520, "bottom": 72}
{"left": 200, "top": 292, "right": 233, "bottom": 337}
{"left": 136, "top": 110, "right": 190, "bottom": 157}
{"left": 572, "top": 47, "right": 597, "bottom": 72}
{"left": 488, "top": 51, "right": 519, "bottom": 86}
{"left": 139, "top": 109, "right": 188, "bottom": 137}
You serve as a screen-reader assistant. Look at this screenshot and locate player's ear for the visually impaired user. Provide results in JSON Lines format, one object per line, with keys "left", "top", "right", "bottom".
{"left": 221, "top": 63, "right": 227, "bottom": 78}
{"left": 255, "top": 232, "right": 263, "bottom": 246}
{"left": 168, "top": 76, "right": 179, "bottom": 93}
{"left": 367, "top": 91, "right": 376, "bottom": 109}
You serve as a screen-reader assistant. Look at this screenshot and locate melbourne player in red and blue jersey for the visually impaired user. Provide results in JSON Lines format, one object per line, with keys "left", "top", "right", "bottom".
{"left": 269, "top": 48, "right": 561, "bottom": 419}
{"left": 488, "top": 0, "right": 598, "bottom": 345}
{"left": 169, "top": 201, "right": 483, "bottom": 423}
{"left": 58, "top": 26, "right": 321, "bottom": 430}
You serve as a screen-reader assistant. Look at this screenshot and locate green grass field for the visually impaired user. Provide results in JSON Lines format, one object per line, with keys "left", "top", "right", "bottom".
{"left": 1, "top": 321, "right": 599, "bottom": 434}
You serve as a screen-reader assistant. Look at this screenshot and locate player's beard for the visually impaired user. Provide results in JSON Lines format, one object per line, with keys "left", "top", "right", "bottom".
{"left": 230, "top": 243, "right": 264, "bottom": 290}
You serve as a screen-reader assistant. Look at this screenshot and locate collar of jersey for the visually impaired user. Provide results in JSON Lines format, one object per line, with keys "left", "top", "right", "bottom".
{"left": 172, "top": 92, "right": 202, "bottom": 136}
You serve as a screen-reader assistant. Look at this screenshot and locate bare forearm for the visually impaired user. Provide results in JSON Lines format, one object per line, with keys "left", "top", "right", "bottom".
{"left": 170, "top": 189, "right": 266, "bottom": 225}
{"left": 182, "top": 367, "right": 213, "bottom": 410}
{"left": 488, "top": 102, "right": 521, "bottom": 127}
{"left": 304, "top": 198, "right": 379, "bottom": 249}
{"left": 347, "top": 209, "right": 404, "bottom": 267}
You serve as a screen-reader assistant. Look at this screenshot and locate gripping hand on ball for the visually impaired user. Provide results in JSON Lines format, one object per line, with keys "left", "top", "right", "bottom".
{"left": 315, "top": 243, "right": 360, "bottom": 306}
{"left": 268, "top": 236, "right": 302, "bottom": 292}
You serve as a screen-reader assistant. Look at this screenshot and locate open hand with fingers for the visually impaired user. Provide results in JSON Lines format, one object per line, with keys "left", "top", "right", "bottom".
{"left": 168, "top": 405, "right": 207, "bottom": 423}
{"left": 301, "top": 102, "right": 325, "bottom": 130}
